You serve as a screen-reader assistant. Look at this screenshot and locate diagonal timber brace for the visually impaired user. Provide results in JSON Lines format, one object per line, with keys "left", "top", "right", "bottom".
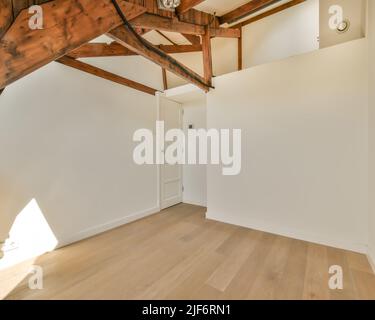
{"left": 0, "top": 0, "right": 147, "bottom": 89}
{"left": 108, "top": 0, "right": 211, "bottom": 92}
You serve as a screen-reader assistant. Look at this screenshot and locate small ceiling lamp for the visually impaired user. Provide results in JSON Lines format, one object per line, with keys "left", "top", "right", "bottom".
{"left": 157, "top": 0, "right": 181, "bottom": 11}
{"left": 336, "top": 19, "right": 350, "bottom": 34}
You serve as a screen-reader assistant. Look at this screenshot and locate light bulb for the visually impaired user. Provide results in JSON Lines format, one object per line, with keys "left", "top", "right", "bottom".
{"left": 158, "top": 0, "right": 181, "bottom": 11}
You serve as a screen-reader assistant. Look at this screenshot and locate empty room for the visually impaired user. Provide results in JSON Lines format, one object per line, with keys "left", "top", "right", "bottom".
{"left": 1, "top": 0, "right": 375, "bottom": 307}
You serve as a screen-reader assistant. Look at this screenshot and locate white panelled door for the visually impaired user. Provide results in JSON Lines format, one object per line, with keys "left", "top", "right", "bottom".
{"left": 159, "top": 96, "right": 183, "bottom": 210}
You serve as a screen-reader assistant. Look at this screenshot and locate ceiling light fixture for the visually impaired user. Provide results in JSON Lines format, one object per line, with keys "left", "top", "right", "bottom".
{"left": 336, "top": 19, "right": 350, "bottom": 34}
{"left": 157, "top": 0, "right": 181, "bottom": 11}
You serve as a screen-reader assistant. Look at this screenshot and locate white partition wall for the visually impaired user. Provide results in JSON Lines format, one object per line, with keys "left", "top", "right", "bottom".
{"left": 243, "top": 0, "right": 319, "bottom": 68}
{"left": 182, "top": 99, "right": 207, "bottom": 207}
{"left": 206, "top": 39, "right": 369, "bottom": 253}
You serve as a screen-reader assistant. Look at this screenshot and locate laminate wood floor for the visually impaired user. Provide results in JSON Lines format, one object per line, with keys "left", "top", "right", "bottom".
{"left": 1, "top": 204, "right": 375, "bottom": 300}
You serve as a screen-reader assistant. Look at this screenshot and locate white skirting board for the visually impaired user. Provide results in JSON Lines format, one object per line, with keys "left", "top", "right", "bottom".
{"left": 206, "top": 211, "right": 368, "bottom": 254}
{"left": 57, "top": 206, "right": 161, "bottom": 248}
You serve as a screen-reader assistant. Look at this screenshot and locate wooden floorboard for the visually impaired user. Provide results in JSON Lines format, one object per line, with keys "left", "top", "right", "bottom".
{"left": 1, "top": 203, "right": 375, "bottom": 300}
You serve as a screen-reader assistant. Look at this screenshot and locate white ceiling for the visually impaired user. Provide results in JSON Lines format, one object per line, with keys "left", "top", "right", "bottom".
{"left": 164, "top": 84, "right": 206, "bottom": 103}
{"left": 195, "top": 0, "right": 252, "bottom": 16}
{"left": 226, "top": 0, "right": 292, "bottom": 26}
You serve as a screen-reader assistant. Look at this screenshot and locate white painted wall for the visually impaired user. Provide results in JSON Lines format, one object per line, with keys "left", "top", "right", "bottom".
{"left": 81, "top": 55, "right": 164, "bottom": 91}
{"left": 167, "top": 0, "right": 320, "bottom": 88}
{"left": 0, "top": 58, "right": 160, "bottom": 249}
{"left": 182, "top": 99, "right": 207, "bottom": 207}
{"left": 207, "top": 39, "right": 369, "bottom": 253}
{"left": 242, "top": 0, "right": 319, "bottom": 68}
{"left": 368, "top": 0, "right": 375, "bottom": 266}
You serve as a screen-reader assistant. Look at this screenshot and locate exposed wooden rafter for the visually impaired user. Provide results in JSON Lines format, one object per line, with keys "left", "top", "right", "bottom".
{"left": 181, "top": 33, "right": 201, "bottom": 45}
{"left": 209, "top": 27, "right": 241, "bottom": 38}
{"left": 219, "top": 0, "right": 282, "bottom": 25}
{"left": 126, "top": 1, "right": 220, "bottom": 27}
{"left": 176, "top": 0, "right": 206, "bottom": 15}
{"left": 231, "top": 0, "right": 306, "bottom": 29}
{"left": 159, "top": 44, "right": 202, "bottom": 54}
{"left": 0, "top": 0, "right": 13, "bottom": 38}
{"left": 131, "top": 13, "right": 240, "bottom": 38}
{"left": 177, "top": 7, "right": 220, "bottom": 27}
{"left": 11, "top": 0, "right": 50, "bottom": 17}
{"left": 131, "top": 13, "right": 205, "bottom": 35}
{"left": 68, "top": 42, "right": 202, "bottom": 58}
{"left": 0, "top": 0, "right": 147, "bottom": 90}
{"left": 69, "top": 42, "right": 135, "bottom": 58}
{"left": 57, "top": 56, "right": 157, "bottom": 95}
{"left": 156, "top": 30, "right": 178, "bottom": 45}
{"left": 135, "top": 27, "right": 151, "bottom": 35}
{"left": 238, "top": 28, "right": 242, "bottom": 70}
{"left": 10, "top": 0, "right": 219, "bottom": 26}
{"left": 162, "top": 68, "right": 168, "bottom": 90}
{"left": 108, "top": 25, "right": 211, "bottom": 91}
{"left": 0, "top": 0, "right": 304, "bottom": 94}
{"left": 202, "top": 25, "right": 212, "bottom": 86}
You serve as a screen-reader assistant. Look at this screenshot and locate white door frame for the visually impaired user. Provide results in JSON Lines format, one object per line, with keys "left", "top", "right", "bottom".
{"left": 156, "top": 93, "right": 183, "bottom": 210}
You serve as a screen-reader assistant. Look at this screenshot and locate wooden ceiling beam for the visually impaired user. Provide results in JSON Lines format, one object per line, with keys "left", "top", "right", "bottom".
{"left": 108, "top": 25, "right": 210, "bottom": 91}
{"left": 135, "top": 27, "right": 151, "bottom": 35}
{"left": 131, "top": 13, "right": 205, "bottom": 35}
{"left": 0, "top": 0, "right": 147, "bottom": 90}
{"left": 202, "top": 25, "right": 212, "bottom": 86}
{"left": 179, "top": 8, "right": 220, "bottom": 28}
{"left": 123, "top": 1, "right": 219, "bottom": 26}
{"left": 162, "top": 67, "right": 168, "bottom": 90}
{"left": 219, "top": 0, "right": 282, "bottom": 25}
{"left": 181, "top": 33, "right": 201, "bottom": 45}
{"left": 12, "top": 0, "right": 51, "bottom": 17}
{"left": 57, "top": 56, "right": 157, "bottom": 95}
{"left": 156, "top": 30, "right": 178, "bottom": 45}
{"left": 231, "top": 0, "right": 306, "bottom": 29}
{"left": 210, "top": 27, "right": 241, "bottom": 38}
{"left": 9, "top": 0, "right": 220, "bottom": 27}
{"left": 238, "top": 28, "right": 242, "bottom": 70}
{"left": 178, "top": 8, "right": 220, "bottom": 27}
{"left": 131, "top": 13, "right": 240, "bottom": 37}
{"left": 176, "top": 0, "right": 206, "bottom": 15}
{"left": 0, "top": 0, "right": 13, "bottom": 38}
{"left": 160, "top": 44, "right": 202, "bottom": 54}
{"left": 69, "top": 42, "right": 135, "bottom": 58}
{"left": 68, "top": 42, "right": 202, "bottom": 58}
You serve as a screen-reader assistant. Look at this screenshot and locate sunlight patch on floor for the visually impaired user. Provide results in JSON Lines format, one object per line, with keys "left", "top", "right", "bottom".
{"left": 0, "top": 199, "right": 58, "bottom": 298}
{"left": 0, "top": 199, "right": 58, "bottom": 270}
